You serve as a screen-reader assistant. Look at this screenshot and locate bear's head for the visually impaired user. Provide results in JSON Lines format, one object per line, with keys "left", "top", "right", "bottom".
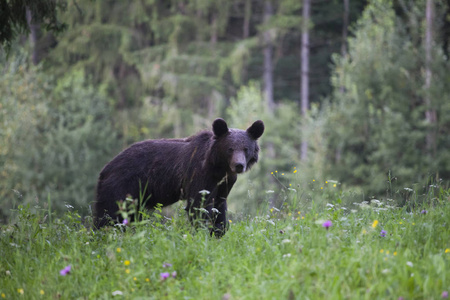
{"left": 211, "top": 118, "right": 264, "bottom": 174}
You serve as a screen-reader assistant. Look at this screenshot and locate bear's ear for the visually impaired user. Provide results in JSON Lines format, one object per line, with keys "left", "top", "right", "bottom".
{"left": 212, "top": 118, "right": 229, "bottom": 137}
{"left": 247, "top": 120, "right": 264, "bottom": 140}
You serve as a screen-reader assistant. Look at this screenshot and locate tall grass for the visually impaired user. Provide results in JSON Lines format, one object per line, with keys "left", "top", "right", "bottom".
{"left": 1, "top": 180, "right": 449, "bottom": 299}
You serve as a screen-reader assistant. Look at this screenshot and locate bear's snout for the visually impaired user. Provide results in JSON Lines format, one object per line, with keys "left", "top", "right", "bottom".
{"left": 231, "top": 151, "right": 246, "bottom": 173}
{"left": 234, "top": 163, "right": 245, "bottom": 173}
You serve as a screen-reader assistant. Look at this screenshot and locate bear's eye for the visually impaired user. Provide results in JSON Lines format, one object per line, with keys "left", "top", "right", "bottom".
{"left": 228, "top": 147, "right": 234, "bottom": 153}
{"left": 244, "top": 147, "right": 249, "bottom": 154}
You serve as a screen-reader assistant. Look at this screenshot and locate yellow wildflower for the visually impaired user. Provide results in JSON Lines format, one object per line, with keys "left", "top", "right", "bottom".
{"left": 445, "top": 248, "right": 450, "bottom": 253}
{"left": 40, "top": 290, "right": 44, "bottom": 295}
{"left": 372, "top": 220, "right": 379, "bottom": 228}
{"left": 124, "top": 260, "right": 131, "bottom": 266}
{"left": 116, "top": 248, "right": 122, "bottom": 253}
{"left": 125, "top": 269, "right": 130, "bottom": 274}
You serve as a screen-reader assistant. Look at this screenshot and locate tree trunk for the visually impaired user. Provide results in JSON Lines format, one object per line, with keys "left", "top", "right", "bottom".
{"left": 425, "top": 0, "right": 437, "bottom": 156}
{"left": 211, "top": 13, "right": 218, "bottom": 47}
{"left": 26, "top": 7, "right": 40, "bottom": 65}
{"left": 336, "top": 0, "right": 349, "bottom": 162}
{"left": 300, "top": 0, "right": 311, "bottom": 161}
{"left": 341, "top": 0, "right": 349, "bottom": 58}
{"left": 263, "top": 0, "right": 276, "bottom": 207}
{"left": 263, "top": 0, "right": 275, "bottom": 111}
{"left": 243, "top": 0, "right": 251, "bottom": 39}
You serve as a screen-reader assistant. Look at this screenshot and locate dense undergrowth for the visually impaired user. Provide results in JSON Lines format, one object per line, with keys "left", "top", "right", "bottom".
{"left": 0, "top": 183, "right": 449, "bottom": 300}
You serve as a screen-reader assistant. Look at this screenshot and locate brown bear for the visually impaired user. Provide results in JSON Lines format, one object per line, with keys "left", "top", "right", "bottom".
{"left": 94, "top": 118, "right": 264, "bottom": 236}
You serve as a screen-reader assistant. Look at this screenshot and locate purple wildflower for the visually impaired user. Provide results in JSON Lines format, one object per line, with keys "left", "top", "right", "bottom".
{"left": 162, "top": 262, "right": 172, "bottom": 268}
{"left": 322, "top": 220, "right": 332, "bottom": 229}
{"left": 171, "top": 271, "right": 177, "bottom": 278}
{"left": 123, "top": 219, "right": 129, "bottom": 226}
{"left": 421, "top": 210, "right": 427, "bottom": 214}
{"left": 442, "top": 291, "right": 449, "bottom": 299}
{"left": 59, "top": 265, "right": 71, "bottom": 276}
{"left": 380, "top": 230, "right": 387, "bottom": 237}
{"left": 160, "top": 272, "right": 170, "bottom": 280}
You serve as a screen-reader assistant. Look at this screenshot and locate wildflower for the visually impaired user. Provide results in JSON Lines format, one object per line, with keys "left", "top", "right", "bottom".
{"left": 40, "top": 290, "right": 44, "bottom": 295}
{"left": 293, "top": 170, "right": 297, "bottom": 174}
{"left": 124, "top": 260, "right": 131, "bottom": 266}
{"left": 116, "top": 248, "right": 122, "bottom": 253}
{"left": 123, "top": 219, "right": 129, "bottom": 226}
{"left": 228, "top": 220, "right": 232, "bottom": 223}
{"left": 199, "top": 190, "right": 210, "bottom": 195}
{"left": 160, "top": 272, "right": 170, "bottom": 280}
{"left": 372, "top": 220, "right": 379, "bottom": 228}
{"left": 171, "top": 271, "right": 177, "bottom": 278}
{"left": 322, "top": 220, "right": 332, "bottom": 229}
{"left": 313, "top": 179, "right": 315, "bottom": 182}
{"left": 394, "top": 251, "right": 397, "bottom": 256}
{"left": 406, "top": 261, "right": 413, "bottom": 267}
{"left": 320, "top": 187, "right": 323, "bottom": 190}
{"left": 133, "top": 277, "right": 137, "bottom": 281}
{"left": 421, "top": 210, "right": 427, "bottom": 214}
{"left": 163, "top": 262, "right": 172, "bottom": 268}
{"left": 380, "top": 230, "right": 387, "bottom": 237}
{"left": 1, "top": 293, "right": 5, "bottom": 298}
{"left": 125, "top": 269, "right": 130, "bottom": 274}
{"left": 17, "top": 289, "right": 24, "bottom": 295}
{"left": 325, "top": 181, "right": 328, "bottom": 184}
{"left": 145, "top": 278, "right": 150, "bottom": 282}
{"left": 333, "top": 184, "right": 336, "bottom": 187}
{"left": 112, "top": 291, "right": 123, "bottom": 296}
{"left": 442, "top": 291, "right": 448, "bottom": 298}
{"left": 380, "top": 249, "right": 384, "bottom": 253}
{"left": 59, "top": 265, "right": 71, "bottom": 276}
{"left": 445, "top": 249, "right": 450, "bottom": 253}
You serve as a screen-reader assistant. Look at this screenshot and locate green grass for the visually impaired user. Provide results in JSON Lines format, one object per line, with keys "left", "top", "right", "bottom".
{"left": 1, "top": 185, "right": 449, "bottom": 299}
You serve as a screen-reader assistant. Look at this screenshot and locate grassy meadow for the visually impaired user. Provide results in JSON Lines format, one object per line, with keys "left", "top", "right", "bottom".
{"left": 1, "top": 179, "right": 449, "bottom": 300}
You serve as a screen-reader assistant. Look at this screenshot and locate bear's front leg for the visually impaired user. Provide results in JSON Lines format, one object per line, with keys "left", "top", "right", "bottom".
{"left": 211, "top": 174, "right": 236, "bottom": 237}
{"left": 211, "top": 198, "right": 227, "bottom": 237}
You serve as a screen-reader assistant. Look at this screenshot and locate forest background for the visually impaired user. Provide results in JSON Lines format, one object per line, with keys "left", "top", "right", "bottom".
{"left": 1, "top": 0, "right": 449, "bottom": 222}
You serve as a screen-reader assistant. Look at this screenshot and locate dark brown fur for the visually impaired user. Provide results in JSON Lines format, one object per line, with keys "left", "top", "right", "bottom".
{"left": 94, "top": 118, "right": 264, "bottom": 236}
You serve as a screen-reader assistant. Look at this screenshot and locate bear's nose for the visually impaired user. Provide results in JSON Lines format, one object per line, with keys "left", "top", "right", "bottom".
{"left": 235, "top": 163, "right": 245, "bottom": 173}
